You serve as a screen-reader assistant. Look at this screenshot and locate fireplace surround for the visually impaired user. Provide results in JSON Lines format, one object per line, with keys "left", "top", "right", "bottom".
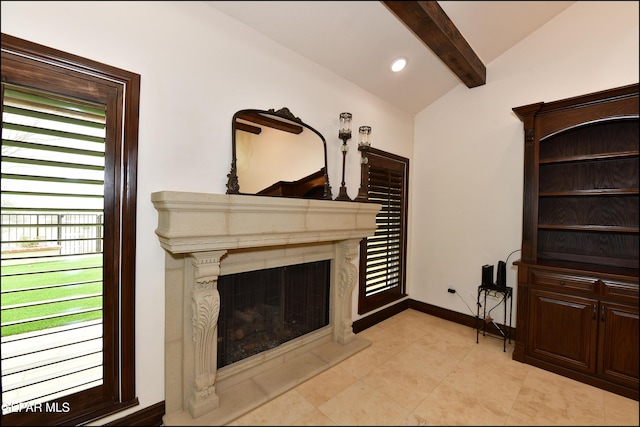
{"left": 152, "top": 191, "right": 380, "bottom": 425}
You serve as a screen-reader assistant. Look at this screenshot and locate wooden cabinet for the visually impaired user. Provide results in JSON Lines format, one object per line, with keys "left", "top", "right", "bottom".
{"left": 527, "top": 271, "right": 639, "bottom": 383}
{"left": 528, "top": 286, "right": 598, "bottom": 374}
{"left": 513, "top": 84, "right": 639, "bottom": 400}
{"left": 598, "top": 300, "right": 639, "bottom": 389}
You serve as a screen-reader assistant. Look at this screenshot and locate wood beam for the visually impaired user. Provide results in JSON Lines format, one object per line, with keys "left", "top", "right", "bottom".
{"left": 381, "top": 1, "right": 486, "bottom": 88}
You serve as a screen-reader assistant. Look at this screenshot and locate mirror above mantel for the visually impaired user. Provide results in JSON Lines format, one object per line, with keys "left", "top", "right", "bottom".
{"left": 226, "top": 107, "right": 333, "bottom": 200}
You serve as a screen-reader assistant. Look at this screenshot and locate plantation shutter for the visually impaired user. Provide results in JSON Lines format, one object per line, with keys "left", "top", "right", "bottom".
{"left": 1, "top": 85, "right": 106, "bottom": 409}
{"left": 366, "top": 165, "right": 403, "bottom": 294}
{"left": 358, "top": 147, "right": 408, "bottom": 314}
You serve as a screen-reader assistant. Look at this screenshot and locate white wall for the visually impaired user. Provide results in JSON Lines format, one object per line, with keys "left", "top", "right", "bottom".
{"left": 1, "top": 1, "right": 413, "bottom": 423}
{"left": 409, "top": 1, "right": 639, "bottom": 323}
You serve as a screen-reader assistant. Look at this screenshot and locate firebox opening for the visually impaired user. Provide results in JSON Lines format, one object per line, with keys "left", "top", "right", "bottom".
{"left": 217, "top": 260, "right": 331, "bottom": 369}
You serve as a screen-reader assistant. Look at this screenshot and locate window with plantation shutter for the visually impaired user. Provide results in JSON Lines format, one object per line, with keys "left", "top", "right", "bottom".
{"left": 357, "top": 146, "right": 408, "bottom": 314}
{"left": 1, "top": 33, "right": 139, "bottom": 426}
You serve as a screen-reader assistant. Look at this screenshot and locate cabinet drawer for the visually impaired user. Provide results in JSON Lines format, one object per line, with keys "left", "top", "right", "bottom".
{"left": 601, "top": 280, "right": 639, "bottom": 305}
{"left": 529, "top": 269, "right": 596, "bottom": 294}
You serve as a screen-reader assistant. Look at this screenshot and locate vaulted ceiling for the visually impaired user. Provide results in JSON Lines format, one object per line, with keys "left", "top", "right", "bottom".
{"left": 205, "top": 1, "right": 575, "bottom": 115}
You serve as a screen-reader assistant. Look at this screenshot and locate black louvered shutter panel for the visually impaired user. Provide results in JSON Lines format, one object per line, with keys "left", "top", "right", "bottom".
{"left": 365, "top": 165, "right": 403, "bottom": 296}
{"left": 358, "top": 148, "right": 408, "bottom": 314}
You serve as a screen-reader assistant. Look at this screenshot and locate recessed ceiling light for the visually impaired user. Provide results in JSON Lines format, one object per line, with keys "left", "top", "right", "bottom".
{"left": 391, "top": 57, "right": 407, "bottom": 72}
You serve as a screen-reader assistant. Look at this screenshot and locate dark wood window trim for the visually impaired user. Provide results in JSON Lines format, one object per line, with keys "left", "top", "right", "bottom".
{"left": 1, "top": 33, "right": 139, "bottom": 426}
{"left": 356, "top": 146, "right": 409, "bottom": 315}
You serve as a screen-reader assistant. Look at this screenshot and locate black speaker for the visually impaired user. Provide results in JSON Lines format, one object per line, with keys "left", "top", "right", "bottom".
{"left": 482, "top": 264, "right": 494, "bottom": 288}
{"left": 496, "top": 261, "right": 506, "bottom": 288}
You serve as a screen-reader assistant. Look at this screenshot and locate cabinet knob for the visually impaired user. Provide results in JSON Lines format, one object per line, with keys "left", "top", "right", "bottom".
{"left": 592, "top": 304, "right": 597, "bottom": 320}
{"left": 559, "top": 281, "right": 565, "bottom": 286}
{"left": 601, "top": 305, "right": 605, "bottom": 322}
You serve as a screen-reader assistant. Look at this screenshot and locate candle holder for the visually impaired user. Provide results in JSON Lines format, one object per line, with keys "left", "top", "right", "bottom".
{"left": 335, "top": 112, "right": 352, "bottom": 201}
{"left": 355, "top": 126, "right": 372, "bottom": 202}
{"left": 354, "top": 146, "right": 370, "bottom": 202}
{"left": 358, "top": 126, "right": 371, "bottom": 147}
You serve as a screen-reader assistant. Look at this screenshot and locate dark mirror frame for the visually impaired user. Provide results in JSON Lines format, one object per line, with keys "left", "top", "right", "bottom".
{"left": 226, "top": 107, "right": 333, "bottom": 200}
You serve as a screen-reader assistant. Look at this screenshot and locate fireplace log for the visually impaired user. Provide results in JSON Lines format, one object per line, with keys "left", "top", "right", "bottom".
{"left": 233, "top": 307, "right": 265, "bottom": 331}
{"left": 255, "top": 303, "right": 282, "bottom": 334}
{"left": 228, "top": 304, "right": 282, "bottom": 341}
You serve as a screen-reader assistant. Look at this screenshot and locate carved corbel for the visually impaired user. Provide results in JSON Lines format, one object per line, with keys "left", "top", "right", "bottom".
{"left": 334, "top": 239, "right": 360, "bottom": 344}
{"left": 187, "top": 250, "right": 225, "bottom": 418}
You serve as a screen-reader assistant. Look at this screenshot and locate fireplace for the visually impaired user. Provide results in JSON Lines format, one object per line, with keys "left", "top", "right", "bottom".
{"left": 152, "top": 191, "right": 380, "bottom": 425}
{"left": 217, "top": 260, "right": 330, "bottom": 368}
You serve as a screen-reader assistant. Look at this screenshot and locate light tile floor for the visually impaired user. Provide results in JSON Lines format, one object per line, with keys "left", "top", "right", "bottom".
{"left": 227, "top": 309, "right": 639, "bottom": 426}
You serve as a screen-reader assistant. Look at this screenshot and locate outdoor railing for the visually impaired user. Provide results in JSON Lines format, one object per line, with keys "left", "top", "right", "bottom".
{"left": 1, "top": 212, "right": 103, "bottom": 257}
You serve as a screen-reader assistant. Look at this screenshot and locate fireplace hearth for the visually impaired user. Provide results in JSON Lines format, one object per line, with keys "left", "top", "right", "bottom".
{"left": 152, "top": 191, "right": 380, "bottom": 425}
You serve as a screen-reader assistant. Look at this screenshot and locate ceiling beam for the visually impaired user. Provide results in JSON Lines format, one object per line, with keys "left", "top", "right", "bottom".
{"left": 381, "top": 1, "right": 486, "bottom": 88}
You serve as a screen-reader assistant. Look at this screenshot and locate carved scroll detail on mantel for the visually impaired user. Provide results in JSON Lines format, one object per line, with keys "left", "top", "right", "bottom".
{"left": 334, "top": 239, "right": 360, "bottom": 345}
{"left": 188, "top": 251, "right": 226, "bottom": 418}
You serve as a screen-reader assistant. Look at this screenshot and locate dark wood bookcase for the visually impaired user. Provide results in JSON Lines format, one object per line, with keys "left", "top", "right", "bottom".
{"left": 512, "top": 83, "right": 639, "bottom": 400}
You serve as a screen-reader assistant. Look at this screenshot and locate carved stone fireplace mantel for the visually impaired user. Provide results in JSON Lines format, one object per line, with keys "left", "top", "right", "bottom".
{"left": 152, "top": 191, "right": 380, "bottom": 425}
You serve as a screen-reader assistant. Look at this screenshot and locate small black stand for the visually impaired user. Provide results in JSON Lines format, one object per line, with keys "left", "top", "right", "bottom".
{"left": 476, "top": 284, "right": 513, "bottom": 352}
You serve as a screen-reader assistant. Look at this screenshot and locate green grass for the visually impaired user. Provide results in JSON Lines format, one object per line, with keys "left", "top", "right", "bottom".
{"left": 1, "top": 255, "right": 103, "bottom": 337}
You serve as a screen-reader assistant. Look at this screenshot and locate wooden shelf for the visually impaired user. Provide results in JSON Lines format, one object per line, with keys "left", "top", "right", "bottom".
{"left": 539, "top": 189, "right": 639, "bottom": 197}
{"left": 538, "top": 224, "right": 639, "bottom": 233}
{"left": 540, "top": 150, "right": 639, "bottom": 164}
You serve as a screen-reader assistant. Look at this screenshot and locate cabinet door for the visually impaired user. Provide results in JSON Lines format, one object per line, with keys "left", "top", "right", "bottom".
{"left": 528, "top": 289, "right": 598, "bottom": 373}
{"left": 597, "top": 302, "right": 639, "bottom": 389}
